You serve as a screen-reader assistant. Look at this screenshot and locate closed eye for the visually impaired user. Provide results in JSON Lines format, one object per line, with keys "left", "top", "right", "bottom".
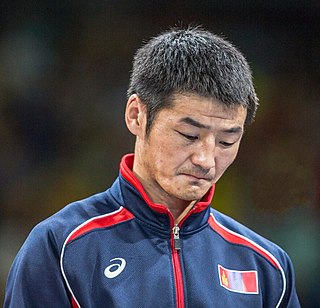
{"left": 219, "top": 141, "right": 235, "bottom": 147}
{"left": 177, "top": 131, "right": 198, "bottom": 141}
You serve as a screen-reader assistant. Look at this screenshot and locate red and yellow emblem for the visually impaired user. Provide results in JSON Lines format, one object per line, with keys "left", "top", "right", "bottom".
{"left": 218, "top": 265, "right": 259, "bottom": 294}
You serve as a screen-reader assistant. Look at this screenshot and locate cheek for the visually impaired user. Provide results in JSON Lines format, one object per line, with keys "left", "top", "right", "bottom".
{"left": 153, "top": 145, "right": 189, "bottom": 179}
{"left": 148, "top": 143, "right": 173, "bottom": 169}
{"left": 216, "top": 149, "right": 239, "bottom": 172}
{"left": 155, "top": 148, "right": 181, "bottom": 172}
{"left": 157, "top": 138, "right": 185, "bottom": 159}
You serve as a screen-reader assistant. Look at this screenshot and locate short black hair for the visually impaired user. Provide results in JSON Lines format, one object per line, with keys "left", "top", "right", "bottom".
{"left": 128, "top": 26, "right": 258, "bottom": 134}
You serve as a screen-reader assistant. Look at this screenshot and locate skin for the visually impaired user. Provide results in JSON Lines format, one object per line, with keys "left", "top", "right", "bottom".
{"left": 125, "top": 93, "right": 247, "bottom": 222}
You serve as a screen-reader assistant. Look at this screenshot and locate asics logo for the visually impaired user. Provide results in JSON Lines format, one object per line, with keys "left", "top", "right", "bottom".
{"left": 104, "top": 258, "right": 126, "bottom": 278}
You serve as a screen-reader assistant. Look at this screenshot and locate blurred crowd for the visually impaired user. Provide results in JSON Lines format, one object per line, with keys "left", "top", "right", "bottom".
{"left": 1, "top": 1, "right": 319, "bottom": 306}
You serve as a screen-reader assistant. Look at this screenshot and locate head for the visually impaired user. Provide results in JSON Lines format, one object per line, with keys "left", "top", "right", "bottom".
{"left": 127, "top": 26, "right": 258, "bottom": 136}
{"left": 125, "top": 27, "right": 258, "bottom": 210}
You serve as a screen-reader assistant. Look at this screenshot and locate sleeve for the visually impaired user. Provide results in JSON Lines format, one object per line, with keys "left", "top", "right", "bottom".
{"left": 279, "top": 252, "right": 301, "bottom": 308}
{"left": 4, "top": 223, "right": 72, "bottom": 308}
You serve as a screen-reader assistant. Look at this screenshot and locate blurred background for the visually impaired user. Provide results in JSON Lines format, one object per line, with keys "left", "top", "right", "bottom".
{"left": 1, "top": 1, "right": 319, "bottom": 306}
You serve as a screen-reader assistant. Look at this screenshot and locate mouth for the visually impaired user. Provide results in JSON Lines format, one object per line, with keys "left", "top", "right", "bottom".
{"left": 181, "top": 173, "right": 212, "bottom": 182}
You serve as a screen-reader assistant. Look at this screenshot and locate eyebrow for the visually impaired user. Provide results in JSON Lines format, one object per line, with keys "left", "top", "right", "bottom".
{"left": 179, "top": 117, "right": 210, "bottom": 129}
{"left": 179, "top": 117, "right": 243, "bottom": 133}
{"left": 222, "top": 126, "right": 243, "bottom": 134}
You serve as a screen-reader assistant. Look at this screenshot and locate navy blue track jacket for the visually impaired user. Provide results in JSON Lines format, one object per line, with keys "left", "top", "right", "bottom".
{"left": 5, "top": 154, "right": 300, "bottom": 307}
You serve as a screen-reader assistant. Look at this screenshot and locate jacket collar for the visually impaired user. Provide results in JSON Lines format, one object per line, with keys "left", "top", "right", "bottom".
{"left": 112, "top": 154, "right": 215, "bottom": 232}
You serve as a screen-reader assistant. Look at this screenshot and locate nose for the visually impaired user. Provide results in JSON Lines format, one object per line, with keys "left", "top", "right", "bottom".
{"left": 191, "top": 141, "right": 216, "bottom": 170}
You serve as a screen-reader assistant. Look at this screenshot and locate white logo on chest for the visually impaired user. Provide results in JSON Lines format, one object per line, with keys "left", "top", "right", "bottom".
{"left": 104, "top": 258, "right": 126, "bottom": 278}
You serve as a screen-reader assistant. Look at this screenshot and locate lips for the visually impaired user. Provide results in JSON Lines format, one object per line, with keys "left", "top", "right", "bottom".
{"left": 181, "top": 173, "right": 212, "bottom": 181}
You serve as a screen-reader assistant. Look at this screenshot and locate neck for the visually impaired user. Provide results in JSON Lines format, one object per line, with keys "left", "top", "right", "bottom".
{"left": 171, "top": 200, "right": 198, "bottom": 224}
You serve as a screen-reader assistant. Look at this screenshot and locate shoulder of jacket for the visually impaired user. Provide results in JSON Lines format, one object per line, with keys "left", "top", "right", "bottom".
{"left": 209, "top": 208, "right": 292, "bottom": 269}
{"left": 26, "top": 190, "right": 121, "bottom": 251}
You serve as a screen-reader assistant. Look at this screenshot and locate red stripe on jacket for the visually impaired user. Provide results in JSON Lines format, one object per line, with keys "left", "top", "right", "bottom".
{"left": 208, "top": 214, "right": 281, "bottom": 269}
{"left": 67, "top": 207, "right": 134, "bottom": 244}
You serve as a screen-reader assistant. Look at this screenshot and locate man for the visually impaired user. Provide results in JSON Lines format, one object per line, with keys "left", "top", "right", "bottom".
{"left": 5, "top": 27, "right": 300, "bottom": 307}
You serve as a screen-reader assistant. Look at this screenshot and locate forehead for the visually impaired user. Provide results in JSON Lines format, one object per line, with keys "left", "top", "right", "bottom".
{"left": 158, "top": 93, "right": 247, "bottom": 128}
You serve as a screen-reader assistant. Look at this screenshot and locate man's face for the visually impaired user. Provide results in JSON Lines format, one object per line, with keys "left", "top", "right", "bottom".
{"left": 130, "top": 93, "right": 247, "bottom": 206}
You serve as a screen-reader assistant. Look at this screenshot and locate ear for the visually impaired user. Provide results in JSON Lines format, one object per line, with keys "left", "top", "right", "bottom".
{"left": 125, "top": 94, "right": 146, "bottom": 136}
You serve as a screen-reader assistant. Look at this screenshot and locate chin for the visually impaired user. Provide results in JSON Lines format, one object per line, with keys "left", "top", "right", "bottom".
{"left": 176, "top": 190, "right": 208, "bottom": 202}
{"left": 163, "top": 181, "right": 210, "bottom": 202}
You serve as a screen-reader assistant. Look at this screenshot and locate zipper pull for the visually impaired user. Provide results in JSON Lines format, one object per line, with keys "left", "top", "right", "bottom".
{"left": 172, "top": 224, "right": 181, "bottom": 250}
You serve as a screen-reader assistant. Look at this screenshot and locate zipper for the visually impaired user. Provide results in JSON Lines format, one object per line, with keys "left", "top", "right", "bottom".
{"left": 172, "top": 224, "right": 181, "bottom": 250}
{"left": 170, "top": 208, "right": 197, "bottom": 308}
{"left": 171, "top": 223, "right": 184, "bottom": 308}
